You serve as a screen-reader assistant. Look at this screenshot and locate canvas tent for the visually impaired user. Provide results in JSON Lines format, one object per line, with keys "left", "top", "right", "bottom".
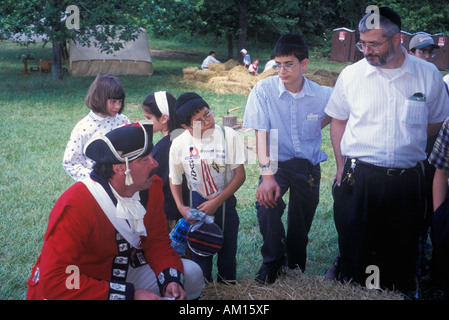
{"left": 68, "top": 28, "right": 153, "bottom": 76}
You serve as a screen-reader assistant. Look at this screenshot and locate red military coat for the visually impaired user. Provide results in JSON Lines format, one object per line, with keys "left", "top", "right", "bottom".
{"left": 26, "top": 175, "right": 183, "bottom": 300}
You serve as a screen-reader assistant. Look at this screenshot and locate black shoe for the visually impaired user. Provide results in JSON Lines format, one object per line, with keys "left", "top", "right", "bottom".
{"left": 255, "top": 259, "right": 285, "bottom": 284}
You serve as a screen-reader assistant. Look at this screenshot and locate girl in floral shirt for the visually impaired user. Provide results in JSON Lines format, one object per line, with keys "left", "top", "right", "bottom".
{"left": 62, "top": 74, "right": 130, "bottom": 181}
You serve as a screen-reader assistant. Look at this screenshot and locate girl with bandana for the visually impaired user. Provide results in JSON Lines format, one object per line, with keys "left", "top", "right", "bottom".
{"left": 142, "top": 92, "right": 188, "bottom": 232}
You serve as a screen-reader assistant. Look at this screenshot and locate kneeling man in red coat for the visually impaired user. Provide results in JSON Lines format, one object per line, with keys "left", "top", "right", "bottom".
{"left": 27, "top": 120, "right": 204, "bottom": 300}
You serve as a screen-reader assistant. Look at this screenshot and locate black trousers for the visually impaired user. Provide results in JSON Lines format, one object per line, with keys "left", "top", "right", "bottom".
{"left": 431, "top": 195, "right": 449, "bottom": 293}
{"left": 256, "top": 158, "right": 320, "bottom": 271}
{"left": 333, "top": 159, "right": 425, "bottom": 293}
{"left": 190, "top": 192, "right": 239, "bottom": 282}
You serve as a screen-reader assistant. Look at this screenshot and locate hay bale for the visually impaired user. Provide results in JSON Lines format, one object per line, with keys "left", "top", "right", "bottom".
{"left": 183, "top": 67, "right": 199, "bottom": 81}
{"left": 183, "top": 60, "right": 278, "bottom": 95}
{"left": 207, "top": 78, "right": 252, "bottom": 95}
{"left": 228, "top": 65, "right": 249, "bottom": 74}
{"left": 183, "top": 66, "right": 198, "bottom": 76}
{"left": 206, "top": 76, "right": 230, "bottom": 93}
{"left": 184, "top": 64, "right": 339, "bottom": 94}
{"left": 224, "top": 59, "right": 240, "bottom": 70}
{"left": 228, "top": 66, "right": 259, "bottom": 87}
{"left": 183, "top": 60, "right": 277, "bottom": 95}
{"left": 194, "top": 69, "right": 219, "bottom": 83}
{"left": 200, "top": 269, "right": 404, "bottom": 300}
{"left": 256, "top": 68, "right": 277, "bottom": 81}
{"left": 206, "top": 76, "right": 229, "bottom": 88}
{"left": 305, "top": 74, "right": 336, "bottom": 87}
{"left": 219, "top": 81, "right": 252, "bottom": 95}
{"left": 208, "top": 63, "right": 226, "bottom": 72}
{"left": 183, "top": 74, "right": 196, "bottom": 81}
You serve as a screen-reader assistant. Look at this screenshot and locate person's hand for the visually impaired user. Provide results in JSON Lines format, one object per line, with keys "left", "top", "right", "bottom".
{"left": 134, "top": 289, "right": 164, "bottom": 300}
{"left": 256, "top": 175, "right": 280, "bottom": 209}
{"left": 197, "top": 198, "right": 221, "bottom": 216}
{"left": 163, "top": 282, "right": 187, "bottom": 300}
{"left": 335, "top": 166, "right": 344, "bottom": 186}
{"left": 179, "top": 205, "right": 197, "bottom": 224}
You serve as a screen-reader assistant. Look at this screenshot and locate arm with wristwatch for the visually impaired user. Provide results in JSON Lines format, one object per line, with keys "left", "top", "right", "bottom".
{"left": 255, "top": 130, "right": 281, "bottom": 209}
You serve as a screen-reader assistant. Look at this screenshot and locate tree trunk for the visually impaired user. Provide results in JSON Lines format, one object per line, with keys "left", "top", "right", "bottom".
{"left": 227, "top": 32, "right": 234, "bottom": 60}
{"left": 51, "top": 40, "right": 63, "bottom": 81}
{"left": 237, "top": 0, "right": 248, "bottom": 64}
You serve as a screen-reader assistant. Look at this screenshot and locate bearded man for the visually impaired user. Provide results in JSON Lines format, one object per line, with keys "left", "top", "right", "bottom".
{"left": 324, "top": 7, "right": 449, "bottom": 297}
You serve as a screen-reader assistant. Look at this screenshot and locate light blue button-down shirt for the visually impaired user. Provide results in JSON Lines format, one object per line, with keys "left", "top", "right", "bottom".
{"left": 243, "top": 75, "right": 332, "bottom": 165}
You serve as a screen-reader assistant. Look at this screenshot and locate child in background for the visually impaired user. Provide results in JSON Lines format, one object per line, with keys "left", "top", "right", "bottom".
{"left": 142, "top": 91, "right": 188, "bottom": 231}
{"left": 62, "top": 74, "right": 130, "bottom": 181}
{"left": 169, "top": 92, "right": 247, "bottom": 282}
{"left": 240, "top": 49, "right": 251, "bottom": 68}
{"left": 248, "top": 59, "right": 259, "bottom": 75}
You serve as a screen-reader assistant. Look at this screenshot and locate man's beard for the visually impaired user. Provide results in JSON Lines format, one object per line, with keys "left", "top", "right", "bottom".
{"left": 365, "top": 44, "right": 395, "bottom": 67}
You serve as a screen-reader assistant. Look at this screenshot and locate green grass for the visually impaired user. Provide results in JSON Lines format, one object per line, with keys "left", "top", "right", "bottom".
{"left": 0, "top": 38, "right": 346, "bottom": 300}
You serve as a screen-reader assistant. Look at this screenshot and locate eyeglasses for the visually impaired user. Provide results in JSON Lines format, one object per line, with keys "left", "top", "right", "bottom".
{"left": 415, "top": 48, "right": 436, "bottom": 58}
{"left": 272, "top": 63, "right": 298, "bottom": 73}
{"left": 191, "top": 110, "right": 214, "bottom": 127}
{"left": 355, "top": 38, "right": 391, "bottom": 53}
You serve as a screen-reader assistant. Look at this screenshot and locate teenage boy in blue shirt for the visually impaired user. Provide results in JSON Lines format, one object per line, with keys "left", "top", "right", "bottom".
{"left": 243, "top": 33, "right": 332, "bottom": 284}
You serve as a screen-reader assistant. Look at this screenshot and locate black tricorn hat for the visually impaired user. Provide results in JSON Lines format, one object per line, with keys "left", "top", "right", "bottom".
{"left": 85, "top": 120, "right": 153, "bottom": 185}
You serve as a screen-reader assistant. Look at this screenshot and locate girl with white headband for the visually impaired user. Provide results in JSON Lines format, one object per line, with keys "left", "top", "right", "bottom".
{"left": 142, "top": 92, "right": 188, "bottom": 234}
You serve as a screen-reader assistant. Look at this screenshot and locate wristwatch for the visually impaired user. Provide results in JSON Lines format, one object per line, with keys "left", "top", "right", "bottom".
{"left": 260, "top": 165, "right": 272, "bottom": 174}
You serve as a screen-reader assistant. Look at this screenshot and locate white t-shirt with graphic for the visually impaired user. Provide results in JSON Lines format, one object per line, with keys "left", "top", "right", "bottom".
{"left": 169, "top": 125, "right": 247, "bottom": 199}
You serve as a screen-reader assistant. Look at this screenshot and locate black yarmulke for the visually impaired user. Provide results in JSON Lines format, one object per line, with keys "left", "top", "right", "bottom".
{"left": 175, "top": 92, "right": 208, "bottom": 113}
{"left": 379, "top": 7, "right": 401, "bottom": 30}
{"left": 174, "top": 92, "right": 209, "bottom": 125}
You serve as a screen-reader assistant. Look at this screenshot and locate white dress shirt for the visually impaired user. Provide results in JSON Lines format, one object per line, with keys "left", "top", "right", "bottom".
{"left": 201, "top": 55, "right": 220, "bottom": 70}
{"left": 325, "top": 48, "right": 449, "bottom": 168}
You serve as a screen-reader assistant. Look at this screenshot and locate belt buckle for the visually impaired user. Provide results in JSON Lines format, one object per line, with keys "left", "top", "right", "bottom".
{"left": 386, "top": 168, "right": 405, "bottom": 176}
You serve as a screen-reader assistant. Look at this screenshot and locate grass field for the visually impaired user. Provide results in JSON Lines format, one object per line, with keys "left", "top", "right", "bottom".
{"left": 0, "top": 38, "right": 349, "bottom": 300}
